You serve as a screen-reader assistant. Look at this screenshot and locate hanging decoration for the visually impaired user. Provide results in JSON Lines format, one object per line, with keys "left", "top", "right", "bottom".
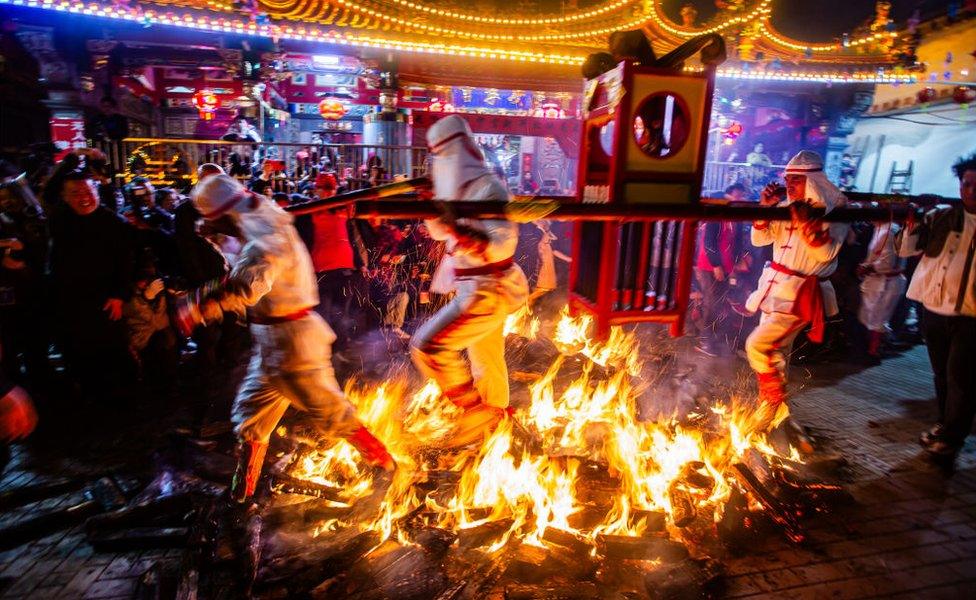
{"left": 721, "top": 120, "right": 743, "bottom": 144}
{"left": 916, "top": 87, "right": 937, "bottom": 105}
{"left": 428, "top": 99, "right": 454, "bottom": 112}
{"left": 533, "top": 101, "right": 566, "bottom": 119}
{"left": 191, "top": 89, "right": 221, "bottom": 120}
{"left": 318, "top": 97, "right": 347, "bottom": 120}
{"left": 952, "top": 85, "right": 976, "bottom": 107}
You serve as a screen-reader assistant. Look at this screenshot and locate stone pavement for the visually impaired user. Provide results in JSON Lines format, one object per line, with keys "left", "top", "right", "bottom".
{"left": 723, "top": 346, "right": 976, "bottom": 599}
{"left": 0, "top": 345, "right": 974, "bottom": 599}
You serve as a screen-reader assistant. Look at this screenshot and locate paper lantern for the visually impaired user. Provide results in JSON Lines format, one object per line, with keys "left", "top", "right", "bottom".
{"left": 192, "top": 89, "right": 221, "bottom": 120}
{"left": 916, "top": 86, "right": 937, "bottom": 104}
{"left": 318, "top": 98, "right": 347, "bottom": 120}
{"left": 952, "top": 85, "right": 975, "bottom": 105}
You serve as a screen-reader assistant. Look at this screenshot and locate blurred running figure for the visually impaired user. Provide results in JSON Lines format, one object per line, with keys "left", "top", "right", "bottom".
{"left": 410, "top": 116, "right": 528, "bottom": 447}
{"left": 189, "top": 175, "right": 394, "bottom": 504}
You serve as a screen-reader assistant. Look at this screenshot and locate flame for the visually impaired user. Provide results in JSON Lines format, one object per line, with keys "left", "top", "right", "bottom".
{"left": 504, "top": 303, "right": 541, "bottom": 339}
{"left": 289, "top": 306, "right": 798, "bottom": 549}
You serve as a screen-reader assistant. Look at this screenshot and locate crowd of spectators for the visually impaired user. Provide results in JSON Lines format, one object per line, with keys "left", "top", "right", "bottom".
{"left": 0, "top": 147, "right": 566, "bottom": 428}
{"left": 3, "top": 142, "right": 970, "bottom": 464}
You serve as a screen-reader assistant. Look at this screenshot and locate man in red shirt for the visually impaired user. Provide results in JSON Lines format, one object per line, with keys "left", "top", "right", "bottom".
{"left": 309, "top": 173, "right": 360, "bottom": 340}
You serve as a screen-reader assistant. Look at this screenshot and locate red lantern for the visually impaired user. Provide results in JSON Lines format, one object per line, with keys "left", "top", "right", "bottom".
{"left": 318, "top": 98, "right": 347, "bottom": 120}
{"left": 192, "top": 89, "right": 221, "bottom": 120}
{"left": 952, "top": 85, "right": 976, "bottom": 105}
{"left": 916, "top": 86, "right": 937, "bottom": 104}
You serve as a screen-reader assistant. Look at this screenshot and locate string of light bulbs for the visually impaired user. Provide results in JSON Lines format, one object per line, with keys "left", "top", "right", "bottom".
{"left": 1, "top": 0, "right": 917, "bottom": 82}
{"left": 646, "top": 0, "right": 772, "bottom": 38}
{"left": 262, "top": 0, "right": 650, "bottom": 42}
{"left": 370, "top": 0, "right": 637, "bottom": 26}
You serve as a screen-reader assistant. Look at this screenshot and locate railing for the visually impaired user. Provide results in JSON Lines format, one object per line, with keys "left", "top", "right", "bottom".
{"left": 91, "top": 138, "right": 430, "bottom": 191}
{"left": 701, "top": 161, "right": 786, "bottom": 195}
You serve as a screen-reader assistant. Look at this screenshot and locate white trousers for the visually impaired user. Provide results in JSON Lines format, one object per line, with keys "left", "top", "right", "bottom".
{"left": 233, "top": 313, "right": 359, "bottom": 443}
{"left": 745, "top": 311, "right": 808, "bottom": 377}
{"left": 410, "top": 279, "right": 520, "bottom": 409}
{"left": 858, "top": 273, "right": 906, "bottom": 332}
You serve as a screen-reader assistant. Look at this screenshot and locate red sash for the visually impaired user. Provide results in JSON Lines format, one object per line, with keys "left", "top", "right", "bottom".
{"left": 769, "top": 262, "right": 827, "bottom": 343}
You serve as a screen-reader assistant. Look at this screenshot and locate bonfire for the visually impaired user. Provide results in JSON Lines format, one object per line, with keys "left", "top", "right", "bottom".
{"left": 258, "top": 305, "right": 847, "bottom": 598}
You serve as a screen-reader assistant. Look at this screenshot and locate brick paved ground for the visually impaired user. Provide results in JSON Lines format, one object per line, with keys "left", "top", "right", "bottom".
{"left": 0, "top": 344, "right": 974, "bottom": 598}
{"left": 722, "top": 346, "right": 976, "bottom": 599}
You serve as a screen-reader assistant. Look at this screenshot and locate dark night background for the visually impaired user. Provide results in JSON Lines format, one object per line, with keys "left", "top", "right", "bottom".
{"left": 658, "top": 0, "right": 954, "bottom": 40}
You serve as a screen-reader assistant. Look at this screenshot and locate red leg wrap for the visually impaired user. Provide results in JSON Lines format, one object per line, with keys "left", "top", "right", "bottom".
{"left": 756, "top": 371, "right": 787, "bottom": 406}
{"left": 346, "top": 426, "right": 395, "bottom": 472}
{"left": 231, "top": 441, "right": 268, "bottom": 503}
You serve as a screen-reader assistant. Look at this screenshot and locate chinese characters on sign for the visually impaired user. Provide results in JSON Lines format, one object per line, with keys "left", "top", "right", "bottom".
{"left": 50, "top": 114, "right": 87, "bottom": 161}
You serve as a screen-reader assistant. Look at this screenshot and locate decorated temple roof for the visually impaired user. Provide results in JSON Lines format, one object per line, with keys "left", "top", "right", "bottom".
{"left": 1, "top": 0, "right": 923, "bottom": 82}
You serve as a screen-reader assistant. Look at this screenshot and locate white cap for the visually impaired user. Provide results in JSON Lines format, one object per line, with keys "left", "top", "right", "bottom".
{"left": 425, "top": 115, "right": 490, "bottom": 200}
{"left": 784, "top": 150, "right": 824, "bottom": 175}
{"left": 426, "top": 114, "right": 475, "bottom": 153}
{"left": 191, "top": 174, "right": 248, "bottom": 220}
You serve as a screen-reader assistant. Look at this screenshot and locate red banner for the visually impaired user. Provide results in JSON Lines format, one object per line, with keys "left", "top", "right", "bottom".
{"left": 50, "top": 115, "right": 87, "bottom": 161}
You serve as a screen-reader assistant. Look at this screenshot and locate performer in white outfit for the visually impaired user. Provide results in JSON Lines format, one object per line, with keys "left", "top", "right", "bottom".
{"left": 744, "top": 151, "right": 849, "bottom": 436}
{"left": 857, "top": 221, "right": 906, "bottom": 358}
{"left": 189, "top": 175, "right": 394, "bottom": 503}
{"left": 410, "top": 115, "right": 529, "bottom": 447}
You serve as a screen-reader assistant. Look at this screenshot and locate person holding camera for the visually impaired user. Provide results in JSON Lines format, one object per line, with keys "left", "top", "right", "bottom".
{"left": 743, "top": 151, "right": 850, "bottom": 448}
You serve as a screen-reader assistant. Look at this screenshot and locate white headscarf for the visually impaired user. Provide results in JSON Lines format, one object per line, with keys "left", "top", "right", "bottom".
{"left": 426, "top": 115, "right": 490, "bottom": 201}
{"left": 784, "top": 150, "right": 847, "bottom": 214}
{"left": 191, "top": 174, "right": 292, "bottom": 242}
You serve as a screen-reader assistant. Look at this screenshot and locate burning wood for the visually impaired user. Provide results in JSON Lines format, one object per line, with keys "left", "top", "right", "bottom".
{"left": 541, "top": 526, "right": 593, "bottom": 554}
{"left": 595, "top": 534, "right": 689, "bottom": 562}
{"left": 504, "top": 582, "right": 600, "bottom": 599}
{"left": 456, "top": 518, "right": 516, "bottom": 550}
{"left": 667, "top": 484, "right": 696, "bottom": 528}
{"left": 269, "top": 473, "right": 345, "bottom": 502}
{"left": 128, "top": 307, "right": 851, "bottom": 597}
{"left": 728, "top": 462, "right": 805, "bottom": 544}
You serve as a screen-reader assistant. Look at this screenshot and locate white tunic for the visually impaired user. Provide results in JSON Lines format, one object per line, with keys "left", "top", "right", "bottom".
{"left": 900, "top": 209, "right": 976, "bottom": 317}
{"left": 745, "top": 201, "right": 848, "bottom": 316}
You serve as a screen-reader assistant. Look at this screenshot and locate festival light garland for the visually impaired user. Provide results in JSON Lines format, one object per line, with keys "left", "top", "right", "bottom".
{"left": 353, "top": 0, "right": 637, "bottom": 26}
{"left": 648, "top": 0, "right": 899, "bottom": 54}
{"left": 0, "top": 0, "right": 918, "bottom": 83}
{"left": 758, "top": 19, "right": 898, "bottom": 52}
{"left": 263, "top": 0, "right": 650, "bottom": 42}
{"left": 646, "top": 0, "right": 773, "bottom": 38}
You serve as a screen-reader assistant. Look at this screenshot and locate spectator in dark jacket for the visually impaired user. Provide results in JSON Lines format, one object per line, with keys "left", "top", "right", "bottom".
{"left": 44, "top": 151, "right": 137, "bottom": 401}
